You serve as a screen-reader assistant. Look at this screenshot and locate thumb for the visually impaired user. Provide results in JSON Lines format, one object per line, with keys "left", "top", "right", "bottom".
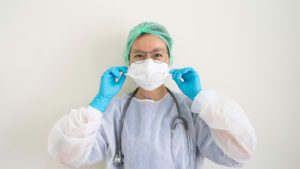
{"left": 117, "top": 73, "right": 126, "bottom": 85}
{"left": 174, "top": 76, "right": 184, "bottom": 87}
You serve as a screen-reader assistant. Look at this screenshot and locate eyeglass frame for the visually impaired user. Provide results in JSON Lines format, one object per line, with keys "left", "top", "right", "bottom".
{"left": 129, "top": 48, "right": 170, "bottom": 64}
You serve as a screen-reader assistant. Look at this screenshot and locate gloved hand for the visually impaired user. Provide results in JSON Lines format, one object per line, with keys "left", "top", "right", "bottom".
{"left": 169, "top": 67, "right": 202, "bottom": 101}
{"left": 90, "top": 66, "right": 128, "bottom": 112}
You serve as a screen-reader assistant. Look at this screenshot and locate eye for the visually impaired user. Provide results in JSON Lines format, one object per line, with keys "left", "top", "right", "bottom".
{"left": 134, "top": 54, "right": 143, "bottom": 58}
{"left": 154, "top": 53, "right": 162, "bottom": 57}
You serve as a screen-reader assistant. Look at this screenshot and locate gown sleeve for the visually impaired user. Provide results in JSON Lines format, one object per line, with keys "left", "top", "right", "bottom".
{"left": 47, "top": 106, "right": 108, "bottom": 168}
{"left": 191, "top": 89, "right": 257, "bottom": 167}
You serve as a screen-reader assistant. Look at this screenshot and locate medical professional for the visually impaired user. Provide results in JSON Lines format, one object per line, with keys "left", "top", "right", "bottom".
{"left": 48, "top": 22, "right": 256, "bottom": 169}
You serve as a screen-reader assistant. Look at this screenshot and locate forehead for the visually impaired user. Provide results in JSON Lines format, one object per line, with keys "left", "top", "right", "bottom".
{"left": 130, "top": 34, "right": 167, "bottom": 52}
{"left": 132, "top": 48, "right": 166, "bottom": 53}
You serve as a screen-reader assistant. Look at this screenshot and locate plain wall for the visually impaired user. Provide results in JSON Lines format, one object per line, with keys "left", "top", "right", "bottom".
{"left": 0, "top": 0, "right": 299, "bottom": 169}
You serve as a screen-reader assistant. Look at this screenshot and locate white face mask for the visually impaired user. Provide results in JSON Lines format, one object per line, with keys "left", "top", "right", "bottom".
{"left": 126, "top": 58, "right": 171, "bottom": 91}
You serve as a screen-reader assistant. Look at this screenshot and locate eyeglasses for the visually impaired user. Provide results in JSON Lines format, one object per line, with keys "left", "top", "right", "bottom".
{"left": 130, "top": 49, "right": 169, "bottom": 63}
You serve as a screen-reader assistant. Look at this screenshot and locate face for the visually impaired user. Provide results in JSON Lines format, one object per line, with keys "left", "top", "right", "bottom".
{"left": 129, "top": 34, "right": 170, "bottom": 65}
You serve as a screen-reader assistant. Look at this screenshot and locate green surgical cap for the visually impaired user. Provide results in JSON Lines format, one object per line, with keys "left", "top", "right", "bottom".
{"left": 123, "top": 22, "right": 173, "bottom": 65}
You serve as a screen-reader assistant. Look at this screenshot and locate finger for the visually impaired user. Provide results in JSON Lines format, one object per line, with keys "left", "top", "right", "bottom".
{"left": 183, "top": 67, "right": 193, "bottom": 73}
{"left": 172, "top": 72, "right": 182, "bottom": 85}
{"left": 175, "top": 71, "right": 183, "bottom": 82}
{"left": 172, "top": 70, "right": 178, "bottom": 80}
{"left": 102, "top": 68, "right": 114, "bottom": 78}
{"left": 171, "top": 71, "right": 178, "bottom": 80}
{"left": 117, "top": 73, "right": 127, "bottom": 85}
{"left": 169, "top": 69, "right": 179, "bottom": 74}
{"left": 182, "top": 67, "right": 198, "bottom": 80}
{"left": 174, "top": 75, "right": 183, "bottom": 86}
{"left": 115, "top": 66, "right": 128, "bottom": 73}
{"left": 181, "top": 67, "right": 194, "bottom": 81}
{"left": 109, "top": 67, "right": 122, "bottom": 79}
{"left": 170, "top": 69, "right": 178, "bottom": 80}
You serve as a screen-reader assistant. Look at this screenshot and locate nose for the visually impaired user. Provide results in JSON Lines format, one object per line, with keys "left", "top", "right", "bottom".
{"left": 144, "top": 58, "right": 153, "bottom": 78}
{"left": 144, "top": 52, "right": 152, "bottom": 59}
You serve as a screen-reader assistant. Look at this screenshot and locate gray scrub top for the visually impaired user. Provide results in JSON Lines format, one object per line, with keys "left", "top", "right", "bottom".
{"left": 85, "top": 91, "right": 242, "bottom": 169}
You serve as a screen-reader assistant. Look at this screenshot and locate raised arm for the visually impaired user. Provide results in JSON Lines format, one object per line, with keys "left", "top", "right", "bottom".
{"left": 48, "top": 66, "right": 128, "bottom": 168}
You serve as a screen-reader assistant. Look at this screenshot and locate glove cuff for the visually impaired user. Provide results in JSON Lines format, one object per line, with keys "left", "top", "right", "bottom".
{"left": 89, "top": 95, "right": 112, "bottom": 112}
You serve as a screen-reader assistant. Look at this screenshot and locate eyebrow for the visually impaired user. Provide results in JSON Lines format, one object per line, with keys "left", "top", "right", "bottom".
{"left": 132, "top": 48, "right": 166, "bottom": 53}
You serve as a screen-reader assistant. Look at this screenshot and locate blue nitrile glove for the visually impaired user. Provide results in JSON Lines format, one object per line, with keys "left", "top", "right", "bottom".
{"left": 90, "top": 66, "right": 128, "bottom": 112}
{"left": 169, "top": 67, "right": 202, "bottom": 101}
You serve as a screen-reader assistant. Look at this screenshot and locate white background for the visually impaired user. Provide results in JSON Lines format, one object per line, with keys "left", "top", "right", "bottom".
{"left": 0, "top": 0, "right": 299, "bottom": 169}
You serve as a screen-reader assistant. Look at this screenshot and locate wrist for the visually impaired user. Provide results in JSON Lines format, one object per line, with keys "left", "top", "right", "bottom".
{"left": 89, "top": 95, "right": 112, "bottom": 112}
{"left": 190, "top": 88, "right": 202, "bottom": 101}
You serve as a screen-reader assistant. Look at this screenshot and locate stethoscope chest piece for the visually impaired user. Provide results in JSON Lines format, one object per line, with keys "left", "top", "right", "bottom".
{"left": 113, "top": 151, "right": 124, "bottom": 166}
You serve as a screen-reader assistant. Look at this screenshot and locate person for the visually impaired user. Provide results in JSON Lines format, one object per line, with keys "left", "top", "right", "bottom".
{"left": 48, "top": 22, "right": 257, "bottom": 169}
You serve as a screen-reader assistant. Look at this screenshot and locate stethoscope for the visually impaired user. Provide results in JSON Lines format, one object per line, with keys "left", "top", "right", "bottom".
{"left": 113, "top": 87, "right": 192, "bottom": 169}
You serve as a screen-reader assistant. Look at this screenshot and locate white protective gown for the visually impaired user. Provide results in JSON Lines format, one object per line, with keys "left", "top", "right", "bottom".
{"left": 48, "top": 89, "right": 257, "bottom": 169}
